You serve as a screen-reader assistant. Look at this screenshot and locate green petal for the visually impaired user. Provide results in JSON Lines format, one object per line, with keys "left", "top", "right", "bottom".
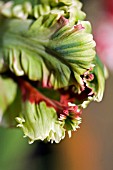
{"left": 93, "top": 55, "right": 106, "bottom": 102}
{"left": 0, "top": 76, "right": 18, "bottom": 124}
{"left": 1, "top": 16, "right": 96, "bottom": 92}
{"left": 0, "top": 0, "right": 85, "bottom": 23}
{"left": 16, "top": 101, "right": 65, "bottom": 143}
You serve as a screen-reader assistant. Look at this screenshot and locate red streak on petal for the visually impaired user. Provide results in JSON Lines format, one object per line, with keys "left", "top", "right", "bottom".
{"left": 18, "top": 79, "right": 82, "bottom": 119}
{"left": 18, "top": 79, "right": 60, "bottom": 109}
{"left": 18, "top": 79, "right": 71, "bottom": 117}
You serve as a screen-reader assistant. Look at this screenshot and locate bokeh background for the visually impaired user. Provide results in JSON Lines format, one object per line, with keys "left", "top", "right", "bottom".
{"left": 0, "top": 0, "right": 113, "bottom": 170}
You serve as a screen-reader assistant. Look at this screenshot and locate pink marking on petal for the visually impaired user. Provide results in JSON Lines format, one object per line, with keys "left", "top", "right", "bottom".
{"left": 68, "top": 106, "right": 78, "bottom": 113}
{"left": 88, "top": 90, "right": 94, "bottom": 96}
{"left": 75, "top": 115, "right": 81, "bottom": 119}
{"left": 88, "top": 74, "right": 94, "bottom": 81}
{"left": 74, "top": 24, "right": 85, "bottom": 31}
{"left": 58, "top": 16, "right": 69, "bottom": 26}
{"left": 59, "top": 114, "right": 67, "bottom": 120}
{"left": 80, "top": 84, "right": 85, "bottom": 91}
{"left": 63, "top": 109, "right": 69, "bottom": 116}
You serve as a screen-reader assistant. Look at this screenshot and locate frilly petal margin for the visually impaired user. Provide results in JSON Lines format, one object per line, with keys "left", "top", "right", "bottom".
{"left": 16, "top": 101, "right": 65, "bottom": 144}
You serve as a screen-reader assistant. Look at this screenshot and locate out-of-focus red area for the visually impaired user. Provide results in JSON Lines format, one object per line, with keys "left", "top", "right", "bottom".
{"left": 103, "top": 0, "right": 113, "bottom": 16}
{"left": 93, "top": 0, "right": 113, "bottom": 71}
